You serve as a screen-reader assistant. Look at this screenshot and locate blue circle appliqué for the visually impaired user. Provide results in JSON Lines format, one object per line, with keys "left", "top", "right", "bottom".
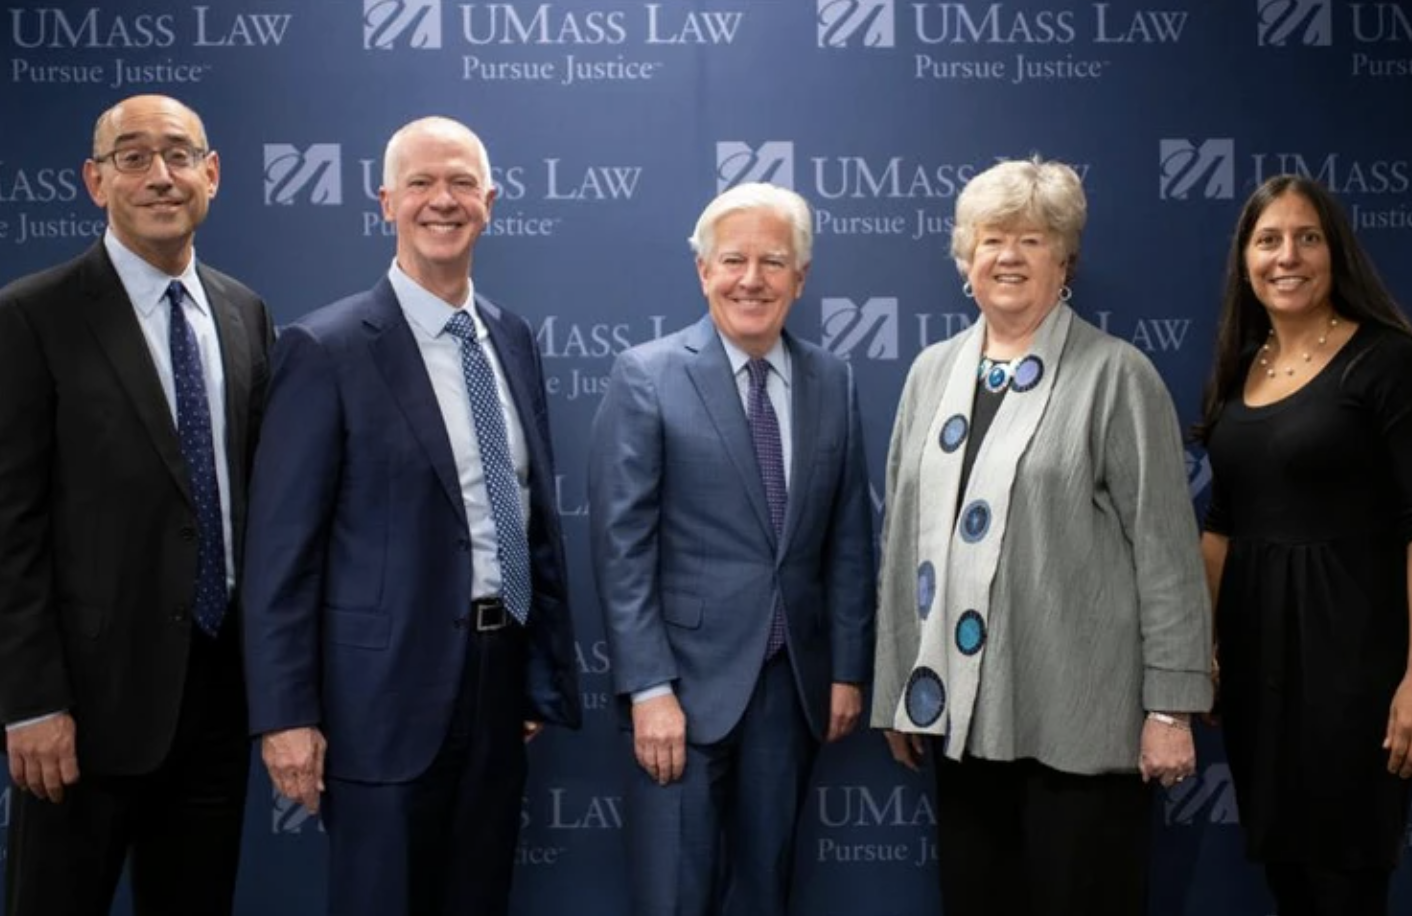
{"left": 905, "top": 668, "right": 946, "bottom": 728}
{"left": 1011, "top": 356, "right": 1044, "bottom": 393}
{"left": 959, "top": 501, "right": 991, "bottom": 543}
{"left": 939, "top": 414, "right": 968, "bottom": 453}
{"left": 955, "top": 609, "right": 986, "bottom": 656}
{"left": 917, "top": 561, "right": 936, "bottom": 619}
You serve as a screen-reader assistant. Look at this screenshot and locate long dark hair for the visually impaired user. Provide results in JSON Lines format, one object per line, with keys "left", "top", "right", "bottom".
{"left": 1193, "top": 175, "right": 1411, "bottom": 443}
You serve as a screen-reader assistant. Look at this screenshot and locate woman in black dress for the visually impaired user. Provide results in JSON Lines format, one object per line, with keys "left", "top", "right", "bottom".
{"left": 1196, "top": 174, "right": 1412, "bottom": 916}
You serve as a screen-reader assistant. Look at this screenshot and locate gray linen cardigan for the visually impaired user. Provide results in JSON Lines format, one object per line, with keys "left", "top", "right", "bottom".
{"left": 870, "top": 312, "right": 1213, "bottom": 774}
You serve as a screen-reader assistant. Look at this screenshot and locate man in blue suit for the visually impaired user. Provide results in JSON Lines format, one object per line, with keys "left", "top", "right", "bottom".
{"left": 588, "top": 183, "right": 876, "bottom": 916}
{"left": 242, "top": 116, "right": 580, "bottom": 916}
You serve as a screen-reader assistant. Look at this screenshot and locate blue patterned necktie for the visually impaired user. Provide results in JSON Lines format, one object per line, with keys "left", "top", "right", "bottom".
{"left": 444, "top": 310, "right": 531, "bottom": 625}
{"left": 746, "top": 358, "right": 787, "bottom": 658}
{"left": 166, "top": 280, "right": 227, "bottom": 636}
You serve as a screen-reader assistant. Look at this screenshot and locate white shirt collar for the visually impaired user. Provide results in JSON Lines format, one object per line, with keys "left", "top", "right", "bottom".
{"left": 387, "top": 260, "right": 483, "bottom": 339}
{"left": 717, "top": 330, "right": 791, "bottom": 386}
{"left": 103, "top": 228, "right": 207, "bottom": 318}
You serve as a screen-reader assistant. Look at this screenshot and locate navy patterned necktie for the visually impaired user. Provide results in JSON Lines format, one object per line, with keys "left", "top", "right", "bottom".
{"left": 746, "top": 358, "right": 787, "bottom": 658}
{"left": 444, "top": 310, "right": 531, "bottom": 625}
{"left": 167, "top": 280, "right": 227, "bottom": 636}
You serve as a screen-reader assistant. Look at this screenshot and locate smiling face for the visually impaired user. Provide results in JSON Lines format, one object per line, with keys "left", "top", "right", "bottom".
{"left": 82, "top": 95, "right": 218, "bottom": 276}
{"left": 379, "top": 123, "right": 496, "bottom": 294}
{"left": 696, "top": 208, "right": 808, "bottom": 357}
{"left": 1243, "top": 191, "right": 1333, "bottom": 320}
{"left": 963, "top": 222, "right": 1068, "bottom": 323}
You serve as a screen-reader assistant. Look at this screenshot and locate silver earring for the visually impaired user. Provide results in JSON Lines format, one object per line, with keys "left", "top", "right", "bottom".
{"left": 1059, "top": 284, "right": 1073, "bottom": 302}
{"left": 962, "top": 282, "right": 974, "bottom": 299}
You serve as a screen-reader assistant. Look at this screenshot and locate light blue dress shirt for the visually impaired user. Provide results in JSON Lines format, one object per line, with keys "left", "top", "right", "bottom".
{"left": 388, "top": 262, "right": 530, "bottom": 603}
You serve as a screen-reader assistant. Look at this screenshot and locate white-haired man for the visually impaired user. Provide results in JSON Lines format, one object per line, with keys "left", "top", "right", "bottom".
{"left": 588, "top": 182, "right": 875, "bottom": 916}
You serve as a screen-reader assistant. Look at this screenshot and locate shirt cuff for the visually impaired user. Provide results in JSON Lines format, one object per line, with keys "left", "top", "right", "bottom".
{"left": 6, "top": 711, "right": 64, "bottom": 731}
{"left": 631, "top": 683, "right": 674, "bottom": 704}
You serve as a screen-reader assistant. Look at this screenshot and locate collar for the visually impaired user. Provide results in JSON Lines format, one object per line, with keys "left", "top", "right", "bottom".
{"left": 718, "top": 331, "right": 791, "bottom": 388}
{"left": 103, "top": 228, "right": 208, "bottom": 319}
{"left": 387, "top": 259, "right": 482, "bottom": 339}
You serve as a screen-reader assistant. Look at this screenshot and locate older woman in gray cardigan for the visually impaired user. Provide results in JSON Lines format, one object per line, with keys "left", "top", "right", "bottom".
{"left": 871, "top": 157, "right": 1212, "bottom": 916}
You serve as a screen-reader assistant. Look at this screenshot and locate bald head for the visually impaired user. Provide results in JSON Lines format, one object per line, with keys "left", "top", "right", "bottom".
{"left": 92, "top": 94, "right": 208, "bottom": 158}
{"left": 382, "top": 116, "right": 492, "bottom": 191}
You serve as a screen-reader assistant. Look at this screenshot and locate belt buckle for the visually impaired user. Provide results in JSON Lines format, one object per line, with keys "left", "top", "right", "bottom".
{"left": 475, "top": 598, "right": 508, "bottom": 633}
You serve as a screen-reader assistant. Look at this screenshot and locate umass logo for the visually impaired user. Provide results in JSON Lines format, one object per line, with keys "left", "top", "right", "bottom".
{"left": 1164, "top": 763, "right": 1240, "bottom": 826}
{"left": 1158, "top": 139, "right": 1235, "bottom": 201}
{"left": 363, "top": 0, "right": 442, "bottom": 50}
{"left": 715, "top": 141, "right": 794, "bottom": 192}
{"left": 263, "top": 144, "right": 343, "bottom": 206}
{"left": 817, "top": 0, "right": 895, "bottom": 48}
{"left": 820, "top": 298, "right": 899, "bottom": 361}
{"left": 1256, "top": 0, "right": 1332, "bottom": 47}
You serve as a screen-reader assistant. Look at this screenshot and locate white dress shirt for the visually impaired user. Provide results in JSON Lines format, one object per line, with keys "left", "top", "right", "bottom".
{"left": 720, "top": 331, "right": 793, "bottom": 489}
{"left": 388, "top": 262, "right": 530, "bottom": 603}
{"left": 104, "top": 229, "right": 234, "bottom": 590}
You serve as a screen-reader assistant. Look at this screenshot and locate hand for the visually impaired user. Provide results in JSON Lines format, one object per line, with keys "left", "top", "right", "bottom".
{"left": 1139, "top": 714, "right": 1196, "bottom": 788}
{"left": 523, "top": 720, "right": 545, "bottom": 743}
{"left": 262, "top": 727, "right": 327, "bottom": 814}
{"left": 631, "top": 694, "right": 686, "bottom": 786}
{"left": 1383, "top": 673, "right": 1412, "bottom": 778}
{"left": 826, "top": 683, "right": 863, "bottom": 743}
{"left": 5, "top": 713, "right": 79, "bottom": 802}
{"left": 883, "top": 729, "right": 927, "bottom": 772}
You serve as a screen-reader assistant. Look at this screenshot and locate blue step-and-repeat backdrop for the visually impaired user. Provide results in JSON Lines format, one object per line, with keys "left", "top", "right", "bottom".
{"left": 3, "top": 1, "right": 1412, "bottom": 913}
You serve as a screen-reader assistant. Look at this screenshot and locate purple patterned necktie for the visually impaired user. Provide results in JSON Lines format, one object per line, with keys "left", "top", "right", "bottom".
{"left": 167, "top": 280, "right": 227, "bottom": 635}
{"left": 444, "top": 310, "right": 531, "bottom": 625}
{"left": 746, "top": 358, "right": 787, "bottom": 658}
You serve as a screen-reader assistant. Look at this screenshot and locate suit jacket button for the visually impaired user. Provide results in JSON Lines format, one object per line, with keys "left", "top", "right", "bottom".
{"left": 172, "top": 606, "right": 189, "bottom": 624}
{"left": 180, "top": 526, "right": 196, "bottom": 542}
{"left": 457, "top": 538, "right": 470, "bottom": 552}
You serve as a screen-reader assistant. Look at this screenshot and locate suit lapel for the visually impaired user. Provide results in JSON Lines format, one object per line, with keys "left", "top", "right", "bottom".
{"left": 477, "top": 293, "right": 546, "bottom": 474}
{"left": 780, "top": 334, "right": 819, "bottom": 558}
{"left": 682, "top": 317, "right": 775, "bottom": 547}
{"left": 75, "top": 244, "right": 192, "bottom": 504}
{"left": 199, "top": 266, "right": 251, "bottom": 506}
{"left": 364, "top": 279, "right": 467, "bottom": 526}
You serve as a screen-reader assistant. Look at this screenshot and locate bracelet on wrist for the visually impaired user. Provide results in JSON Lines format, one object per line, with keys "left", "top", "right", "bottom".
{"left": 1146, "top": 711, "right": 1191, "bottom": 730}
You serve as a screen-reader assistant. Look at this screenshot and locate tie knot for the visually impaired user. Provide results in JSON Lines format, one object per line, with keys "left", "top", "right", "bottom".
{"left": 166, "top": 280, "right": 186, "bottom": 308}
{"left": 746, "top": 358, "right": 770, "bottom": 391}
{"left": 444, "top": 309, "right": 475, "bottom": 342}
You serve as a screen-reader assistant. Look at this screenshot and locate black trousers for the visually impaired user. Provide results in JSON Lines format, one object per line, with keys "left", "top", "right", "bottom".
{"left": 5, "top": 625, "right": 249, "bottom": 916}
{"left": 1265, "top": 862, "right": 1393, "bottom": 916}
{"left": 933, "top": 753, "right": 1153, "bottom": 916}
{"left": 321, "top": 622, "right": 529, "bottom": 916}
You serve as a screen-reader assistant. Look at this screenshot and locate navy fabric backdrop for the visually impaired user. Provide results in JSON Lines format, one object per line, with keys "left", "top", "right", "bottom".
{"left": 2, "top": 1, "right": 1411, "bottom": 913}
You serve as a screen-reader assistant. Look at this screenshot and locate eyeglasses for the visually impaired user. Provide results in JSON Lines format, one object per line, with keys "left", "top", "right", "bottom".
{"left": 93, "top": 144, "right": 208, "bottom": 174}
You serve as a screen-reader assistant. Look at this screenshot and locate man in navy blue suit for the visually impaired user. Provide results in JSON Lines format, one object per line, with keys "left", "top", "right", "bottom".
{"left": 242, "top": 116, "right": 580, "bottom": 916}
{"left": 588, "top": 183, "right": 875, "bottom": 916}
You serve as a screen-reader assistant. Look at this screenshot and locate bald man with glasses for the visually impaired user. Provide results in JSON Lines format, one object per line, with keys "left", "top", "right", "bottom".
{"left": 0, "top": 94, "right": 272, "bottom": 916}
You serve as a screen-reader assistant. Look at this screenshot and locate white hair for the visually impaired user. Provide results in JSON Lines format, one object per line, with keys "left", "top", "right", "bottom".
{"left": 382, "top": 116, "right": 492, "bottom": 190}
{"left": 688, "top": 182, "right": 813, "bottom": 267}
{"left": 950, "top": 155, "right": 1087, "bottom": 278}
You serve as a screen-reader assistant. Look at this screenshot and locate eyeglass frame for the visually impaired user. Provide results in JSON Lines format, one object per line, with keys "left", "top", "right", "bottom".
{"left": 91, "top": 144, "right": 211, "bottom": 174}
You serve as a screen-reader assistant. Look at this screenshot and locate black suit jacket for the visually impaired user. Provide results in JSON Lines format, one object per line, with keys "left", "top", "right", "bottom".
{"left": 0, "top": 241, "right": 273, "bottom": 776}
